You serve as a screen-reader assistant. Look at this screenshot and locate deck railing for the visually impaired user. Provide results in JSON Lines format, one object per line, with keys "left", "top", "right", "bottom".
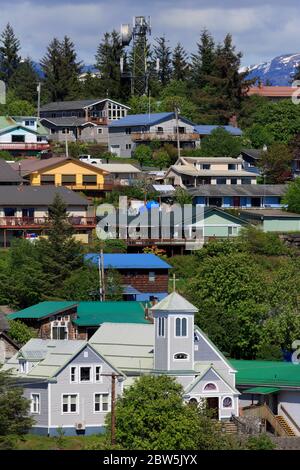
{"left": 0, "top": 216, "right": 96, "bottom": 228}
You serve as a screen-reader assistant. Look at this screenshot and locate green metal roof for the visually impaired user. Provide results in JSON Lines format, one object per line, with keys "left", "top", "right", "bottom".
{"left": 243, "top": 387, "right": 280, "bottom": 395}
{"left": 231, "top": 360, "right": 300, "bottom": 388}
{"left": 8, "top": 301, "right": 77, "bottom": 320}
{"left": 74, "top": 301, "right": 148, "bottom": 326}
{"left": 8, "top": 301, "right": 148, "bottom": 326}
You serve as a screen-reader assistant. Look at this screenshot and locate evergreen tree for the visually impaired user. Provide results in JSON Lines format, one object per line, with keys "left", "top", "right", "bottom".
{"left": 172, "top": 43, "right": 189, "bottom": 81}
{"left": 37, "top": 194, "right": 83, "bottom": 294}
{"left": 9, "top": 58, "right": 39, "bottom": 104}
{"left": 41, "top": 36, "right": 82, "bottom": 102}
{"left": 0, "top": 23, "right": 21, "bottom": 84}
{"left": 153, "top": 36, "right": 172, "bottom": 87}
{"left": 190, "top": 29, "right": 215, "bottom": 87}
{"left": 95, "top": 31, "right": 127, "bottom": 99}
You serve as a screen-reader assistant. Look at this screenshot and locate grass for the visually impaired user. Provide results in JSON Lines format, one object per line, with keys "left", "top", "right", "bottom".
{"left": 15, "top": 433, "right": 107, "bottom": 450}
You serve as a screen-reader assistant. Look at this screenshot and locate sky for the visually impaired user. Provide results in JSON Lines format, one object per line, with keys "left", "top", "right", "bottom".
{"left": 0, "top": 0, "right": 300, "bottom": 67}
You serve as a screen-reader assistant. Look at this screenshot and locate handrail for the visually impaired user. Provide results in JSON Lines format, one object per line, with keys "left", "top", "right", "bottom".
{"left": 231, "top": 415, "right": 248, "bottom": 434}
{"left": 242, "top": 404, "right": 289, "bottom": 437}
{"left": 280, "top": 404, "right": 300, "bottom": 435}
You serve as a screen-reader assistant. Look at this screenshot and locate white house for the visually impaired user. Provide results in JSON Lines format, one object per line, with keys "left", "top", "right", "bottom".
{"left": 0, "top": 116, "right": 49, "bottom": 156}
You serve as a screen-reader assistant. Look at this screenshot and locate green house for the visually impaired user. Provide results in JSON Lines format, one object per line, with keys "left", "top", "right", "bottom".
{"left": 239, "top": 209, "right": 300, "bottom": 232}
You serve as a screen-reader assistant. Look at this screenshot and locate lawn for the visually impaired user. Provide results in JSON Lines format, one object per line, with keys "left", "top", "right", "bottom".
{"left": 15, "top": 433, "right": 107, "bottom": 450}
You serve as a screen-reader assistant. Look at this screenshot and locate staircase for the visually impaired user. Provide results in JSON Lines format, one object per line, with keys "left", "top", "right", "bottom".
{"left": 221, "top": 421, "right": 238, "bottom": 434}
{"left": 275, "top": 415, "right": 296, "bottom": 437}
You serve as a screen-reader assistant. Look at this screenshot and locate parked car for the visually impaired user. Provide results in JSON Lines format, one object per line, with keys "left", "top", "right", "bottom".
{"left": 79, "top": 155, "right": 103, "bottom": 165}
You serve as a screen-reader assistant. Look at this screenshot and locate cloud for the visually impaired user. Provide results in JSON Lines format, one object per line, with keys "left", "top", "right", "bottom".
{"left": 0, "top": 0, "right": 299, "bottom": 66}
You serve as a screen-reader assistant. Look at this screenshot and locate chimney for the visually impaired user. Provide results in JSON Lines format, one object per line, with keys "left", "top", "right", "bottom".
{"left": 229, "top": 114, "right": 238, "bottom": 128}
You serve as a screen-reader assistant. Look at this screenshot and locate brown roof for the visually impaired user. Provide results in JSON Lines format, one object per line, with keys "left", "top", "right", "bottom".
{"left": 247, "top": 86, "right": 298, "bottom": 98}
{"left": 239, "top": 209, "right": 300, "bottom": 218}
{"left": 10, "top": 157, "right": 109, "bottom": 177}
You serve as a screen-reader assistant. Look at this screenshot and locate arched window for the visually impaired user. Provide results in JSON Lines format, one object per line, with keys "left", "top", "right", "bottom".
{"left": 223, "top": 397, "right": 233, "bottom": 408}
{"left": 203, "top": 383, "right": 217, "bottom": 392}
{"left": 175, "top": 318, "right": 188, "bottom": 337}
{"left": 189, "top": 398, "right": 198, "bottom": 406}
{"left": 174, "top": 353, "right": 188, "bottom": 360}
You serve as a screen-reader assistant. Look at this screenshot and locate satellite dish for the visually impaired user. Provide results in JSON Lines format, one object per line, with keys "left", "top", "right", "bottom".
{"left": 121, "top": 24, "right": 132, "bottom": 46}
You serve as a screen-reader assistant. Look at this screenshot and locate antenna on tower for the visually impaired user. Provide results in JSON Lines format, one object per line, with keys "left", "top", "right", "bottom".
{"left": 120, "top": 16, "right": 151, "bottom": 96}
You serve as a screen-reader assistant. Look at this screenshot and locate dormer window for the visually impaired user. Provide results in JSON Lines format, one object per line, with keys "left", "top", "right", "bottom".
{"left": 175, "top": 318, "right": 187, "bottom": 337}
{"left": 203, "top": 383, "right": 217, "bottom": 391}
{"left": 174, "top": 353, "right": 188, "bottom": 360}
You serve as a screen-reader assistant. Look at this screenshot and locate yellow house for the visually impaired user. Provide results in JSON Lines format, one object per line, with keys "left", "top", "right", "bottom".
{"left": 11, "top": 157, "right": 110, "bottom": 194}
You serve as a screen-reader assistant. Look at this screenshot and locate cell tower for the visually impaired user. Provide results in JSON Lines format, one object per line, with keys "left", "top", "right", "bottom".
{"left": 121, "top": 16, "right": 151, "bottom": 96}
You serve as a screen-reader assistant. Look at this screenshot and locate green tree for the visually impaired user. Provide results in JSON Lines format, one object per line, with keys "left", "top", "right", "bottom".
{"left": 41, "top": 36, "right": 82, "bottom": 102}
{"left": 128, "top": 95, "right": 160, "bottom": 115}
{"left": 59, "top": 265, "right": 100, "bottom": 301}
{"left": 191, "top": 29, "right": 215, "bottom": 88}
{"left": 282, "top": 178, "right": 300, "bottom": 213}
{"left": 37, "top": 194, "right": 83, "bottom": 294}
{"left": 174, "top": 187, "right": 193, "bottom": 205}
{"left": 153, "top": 37, "right": 172, "bottom": 87}
{"left": 108, "top": 375, "right": 231, "bottom": 450}
{"left": 0, "top": 89, "right": 35, "bottom": 116}
{"left": 0, "top": 23, "right": 21, "bottom": 84}
{"left": 95, "top": 31, "right": 125, "bottom": 99}
{"left": 159, "top": 95, "right": 199, "bottom": 122}
{"left": 68, "top": 142, "right": 88, "bottom": 158}
{"left": 172, "top": 43, "right": 189, "bottom": 81}
{"left": 104, "top": 268, "right": 123, "bottom": 300}
{"left": 0, "top": 367, "right": 33, "bottom": 446}
{"left": 9, "top": 58, "right": 39, "bottom": 104}
{"left": 7, "top": 320, "right": 36, "bottom": 345}
{"left": 258, "top": 142, "right": 293, "bottom": 183}
{"left": 244, "top": 124, "right": 275, "bottom": 149}
{"left": 152, "top": 149, "right": 170, "bottom": 169}
{"left": 133, "top": 144, "right": 153, "bottom": 167}
{"left": 239, "top": 226, "right": 287, "bottom": 256}
{"left": 200, "top": 127, "right": 242, "bottom": 157}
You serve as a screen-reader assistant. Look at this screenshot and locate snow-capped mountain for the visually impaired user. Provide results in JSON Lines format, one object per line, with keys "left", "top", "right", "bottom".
{"left": 242, "top": 53, "right": 300, "bottom": 86}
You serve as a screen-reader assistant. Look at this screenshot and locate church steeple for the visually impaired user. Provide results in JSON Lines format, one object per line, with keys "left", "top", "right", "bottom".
{"left": 151, "top": 292, "right": 198, "bottom": 372}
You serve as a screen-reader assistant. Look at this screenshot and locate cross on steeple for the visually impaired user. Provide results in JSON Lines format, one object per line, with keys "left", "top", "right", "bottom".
{"left": 172, "top": 273, "right": 177, "bottom": 292}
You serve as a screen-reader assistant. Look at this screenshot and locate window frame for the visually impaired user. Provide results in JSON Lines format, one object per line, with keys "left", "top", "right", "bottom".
{"left": 222, "top": 396, "right": 233, "bottom": 409}
{"left": 94, "top": 365, "right": 103, "bottom": 383}
{"left": 173, "top": 352, "right": 189, "bottom": 361}
{"left": 175, "top": 317, "right": 188, "bottom": 337}
{"left": 30, "top": 393, "right": 41, "bottom": 414}
{"left": 93, "top": 393, "right": 110, "bottom": 413}
{"left": 70, "top": 365, "right": 78, "bottom": 383}
{"left": 158, "top": 317, "right": 165, "bottom": 337}
{"left": 79, "top": 365, "right": 93, "bottom": 383}
{"left": 61, "top": 393, "right": 79, "bottom": 414}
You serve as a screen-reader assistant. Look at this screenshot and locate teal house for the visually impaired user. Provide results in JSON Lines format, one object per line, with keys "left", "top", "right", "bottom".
{"left": 239, "top": 209, "right": 300, "bottom": 232}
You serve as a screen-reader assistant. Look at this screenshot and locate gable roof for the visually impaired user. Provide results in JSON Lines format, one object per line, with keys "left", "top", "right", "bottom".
{"left": 41, "top": 117, "right": 87, "bottom": 127}
{"left": 8, "top": 301, "right": 148, "bottom": 326}
{"left": 109, "top": 112, "right": 177, "bottom": 128}
{"left": 96, "top": 164, "right": 141, "bottom": 174}
{"left": 151, "top": 292, "right": 198, "bottom": 313}
{"left": 40, "top": 99, "right": 130, "bottom": 112}
{"left": 89, "top": 322, "right": 155, "bottom": 373}
{"left": 0, "top": 159, "right": 23, "bottom": 183}
{"left": 10, "top": 157, "right": 109, "bottom": 177}
{"left": 0, "top": 116, "right": 48, "bottom": 136}
{"left": 0, "top": 186, "right": 89, "bottom": 206}
{"left": 85, "top": 253, "right": 171, "bottom": 270}
{"left": 188, "top": 207, "right": 249, "bottom": 227}
{"left": 185, "top": 365, "right": 239, "bottom": 395}
{"left": 194, "top": 125, "right": 242, "bottom": 136}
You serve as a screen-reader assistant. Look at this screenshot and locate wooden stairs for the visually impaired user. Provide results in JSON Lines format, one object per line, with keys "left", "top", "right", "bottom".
{"left": 275, "top": 415, "right": 296, "bottom": 437}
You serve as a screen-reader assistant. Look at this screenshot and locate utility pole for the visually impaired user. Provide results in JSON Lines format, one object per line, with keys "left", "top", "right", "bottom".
{"left": 65, "top": 138, "right": 69, "bottom": 158}
{"left": 101, "top": 249, "right": 105, "bottom": 301}
{"left": 175, "top": 106, "right": 181, "bottom": 160}
{"left": 98, "top": 252, "right": 103, "bottom": 301}
{"left": 37, "top": 82, "right": 41, "bottom": 118}
{"left": 111, "top": 373, "right": 116, "bottom": 446}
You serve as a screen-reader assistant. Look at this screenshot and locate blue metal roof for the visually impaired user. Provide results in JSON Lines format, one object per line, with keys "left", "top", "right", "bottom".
{"left": 194, "top": 125, "right": 243, "bottom": 136}
{"left": 109, "top": 112, "right": 175, "bottom": 127}
{"left": 85, "top": 253, "right": 171, "bottom": 269}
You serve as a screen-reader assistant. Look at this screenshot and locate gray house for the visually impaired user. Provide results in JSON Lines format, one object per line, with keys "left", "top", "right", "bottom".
{"left": 40, "top": 99, "right": 130, "bottom": 145}
{"left": 3, "top": 292, "right": 239, "bottom": 435}
{"left": 108, "top": 112, "right": 199, "bottom": 158}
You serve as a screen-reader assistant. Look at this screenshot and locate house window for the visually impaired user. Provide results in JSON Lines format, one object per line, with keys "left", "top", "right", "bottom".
{"left": 12, "top": 134, "right": 25, "bottom": 143}
{"left": 61, "top": 128, "right": 70, "bottom": 134}
{"left": 126, "top": 144, "right": 131, "bottom": 150}
{"left": 223, "top": 397, "right": 233, "bottom": 408}
{"left": 175, "top": 318, "right": 187, "bottom": 337}
{"left": 41, "top": 174, "right": 55, "bottom": 185}
{"left": 61, "top": 174, "right": 76, "bottom": 185}
{"left": 149, "top": 271, "right": 155, "bottom": 282}
{"left": 37, "top": 136, "right": 44, "bottom": 142}
{"left": 231, "top": 178, "right": 237, "bottom": 185}
{"left": 202, "top": 164, "right": 211, "bottom": 170}
{"left": 216, "top": 177, "right": 227, "bottom": 185}
{"left": 50, "top": 129, "right": 56, "bottom": 134}
{"left": 31, "top": 394, "right": 40, "bottom": 414}
{"left": 125, "top": 128, "right": 131, "bottom": 135}
{"left": 70, "top": 366, "right": 78, "bottom": 383}
{"left": 174, "top": 353, "right": 188, "bottom": 360}
{"left": 228, "top": 226, "right": 237, "bottom": 236}
{"left": 52, "top": 326, "right": 68, "bottom": 340}
{"left": 19, "top": 359, "right": 28, "bottom": 374}
{"left": 228, "top": 164, "right": 237, "bottom": 170}
{"left": 83, "top": 175, "right": 97, "bottom": 185}
{"left": 97, "top": 128, "right": 103, "bottom": 134}
{"left": 158, "top": 317, "right": 165, "bottom": 337}
{"left": 203, "top": 383, "right": 217, "bottom": 391}
{"left": 80, "top": 366, "right": 92, "bottom": 382}
{"left": 25, "top": 120, "right": 35, "bottom": 126}
{"left": 62, "top": 394, "right": 78, "bottom": 413}
{"left": 157, "top": 127, "right": 164, "bottom": 134}
{"left": 95, "top": 366, "right": 102, "bottom": 382}
{"left": 4, "top": 207, "right": 16, "bottom": 217}
{"left": 94, "top": 393, "right": 110, "bottom": 412}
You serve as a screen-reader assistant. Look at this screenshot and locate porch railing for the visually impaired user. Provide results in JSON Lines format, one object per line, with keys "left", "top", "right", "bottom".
{"left": 0, "top": 216, "right": 96, "bottom": 227}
